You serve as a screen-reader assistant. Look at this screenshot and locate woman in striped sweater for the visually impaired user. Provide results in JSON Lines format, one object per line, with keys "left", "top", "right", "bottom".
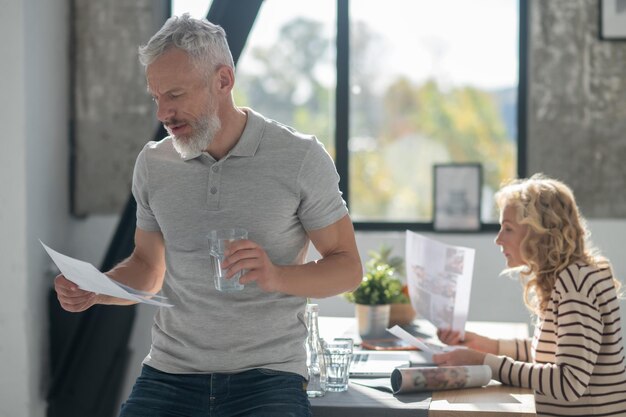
{"left": 432, "top": 174, "right": 626, "bottom": 416}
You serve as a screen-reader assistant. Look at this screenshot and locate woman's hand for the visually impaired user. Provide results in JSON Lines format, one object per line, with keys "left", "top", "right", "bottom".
{"left": 432, "top": 348, "right": 487, "bottom": 366}
{"left": 437, "top": 329, "right": 499, "bottom": 354}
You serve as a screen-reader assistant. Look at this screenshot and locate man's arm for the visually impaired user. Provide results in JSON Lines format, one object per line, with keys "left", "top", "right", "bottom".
{"left": 226, "top": 214, "right": 363, "bottom": 298}
{"left": 54, "top": 228, "right": 166, "bottom": 312}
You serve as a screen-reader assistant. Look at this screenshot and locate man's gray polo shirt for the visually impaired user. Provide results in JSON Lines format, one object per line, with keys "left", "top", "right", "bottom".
{"left": 132, "top": 108, "right": 348, "bottom": 377}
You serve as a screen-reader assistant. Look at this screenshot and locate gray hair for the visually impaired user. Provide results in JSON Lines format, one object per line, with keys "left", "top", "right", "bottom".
{"left": 138, "top": 13, "right": 234, "bottom": 73}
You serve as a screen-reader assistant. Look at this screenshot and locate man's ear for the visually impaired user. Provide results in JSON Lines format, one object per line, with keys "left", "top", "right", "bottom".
{"left": 214, "top": 65, "right": 235, "bottom": 92}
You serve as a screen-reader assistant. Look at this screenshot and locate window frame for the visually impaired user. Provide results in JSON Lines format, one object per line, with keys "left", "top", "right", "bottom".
{"left": 335, "top": 0, "right": 528, "bottom": 232}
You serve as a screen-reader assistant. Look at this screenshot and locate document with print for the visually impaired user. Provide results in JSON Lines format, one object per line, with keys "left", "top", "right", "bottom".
{"left": 404, "top": 231, "right": 474, "bottom": 337}
{"left": 41, "top": 240, "right": 173, "bottom": 307}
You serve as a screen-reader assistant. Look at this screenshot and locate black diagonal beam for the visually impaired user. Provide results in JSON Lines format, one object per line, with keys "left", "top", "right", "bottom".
{"left": 208, "top": 0, "right": 264, "bottom": 65}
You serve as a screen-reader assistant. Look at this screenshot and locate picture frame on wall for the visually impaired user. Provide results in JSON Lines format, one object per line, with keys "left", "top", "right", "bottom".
{"left": 433, "top": 163, "right": 482, "bottom": 232}
{"left": 600, "top": 0, "right": 626, "bottom": 40}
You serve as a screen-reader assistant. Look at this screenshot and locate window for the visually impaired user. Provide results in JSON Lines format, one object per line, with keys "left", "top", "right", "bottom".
{"left": 347, "top": 0, "right": 520, "bottom": 226}
{"left": 171, "top": 0, "right": 209, "bottom": 18}
{"left": 172, "top": 0, "right": 526, "bottom": 230}
{"left": 235, "top": 1, "right": 337, "bottom": 155}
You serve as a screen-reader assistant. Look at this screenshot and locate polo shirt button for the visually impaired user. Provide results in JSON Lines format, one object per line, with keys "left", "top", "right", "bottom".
{"left": 210, "top": 186, "right": 218, "bottom": 194}
{"left": 212, "top": 165, "right": 219, "bottom": 172}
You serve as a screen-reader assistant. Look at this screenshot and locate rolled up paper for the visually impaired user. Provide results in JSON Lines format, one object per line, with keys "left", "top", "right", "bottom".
{"left": 391, "top": 365, "right": 492, "bottom": 394}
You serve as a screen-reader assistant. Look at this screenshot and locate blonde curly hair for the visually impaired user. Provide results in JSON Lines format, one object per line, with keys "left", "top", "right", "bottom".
{"left": 495, "top": 174, "right": 620, "bottom": 314}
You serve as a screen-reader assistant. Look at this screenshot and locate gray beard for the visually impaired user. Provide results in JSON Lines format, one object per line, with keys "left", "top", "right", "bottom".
{"left": 172, "top": 113, "right": 221, "bottom": 159}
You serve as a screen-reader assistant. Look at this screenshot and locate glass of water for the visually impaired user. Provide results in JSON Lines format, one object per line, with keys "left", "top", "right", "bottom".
{"left": 207, "top": 228, "right": 248, "bottom": 292}
{"left": 323, "top": 339, "right": 353, "bottom": 392}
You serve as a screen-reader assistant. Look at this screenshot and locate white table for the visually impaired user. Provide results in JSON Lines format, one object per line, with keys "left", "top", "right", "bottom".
{"left": 310, "top": 317, "right": 535, "bottom": 417}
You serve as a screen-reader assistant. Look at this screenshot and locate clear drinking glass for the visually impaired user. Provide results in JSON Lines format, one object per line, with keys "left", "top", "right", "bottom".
{"left": 323, "top": 339, "right": 353, "bottom": 392}
{"left": 207, "top": 228, "right": 247, "bottom": 292}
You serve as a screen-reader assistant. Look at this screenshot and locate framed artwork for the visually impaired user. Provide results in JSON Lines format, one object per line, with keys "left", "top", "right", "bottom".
{"left": 600, "top": 0, "right": 626, "bottom": 40}
{"left": 433, "top": 163, "right": 482, "bottom": 232}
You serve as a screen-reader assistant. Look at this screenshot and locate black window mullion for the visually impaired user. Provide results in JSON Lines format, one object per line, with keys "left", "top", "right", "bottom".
{"left": 517, "top": 0, "right": 528, "bottom": 178}
{"left": 336, "top": 0, "right": 350, "bottom": 207}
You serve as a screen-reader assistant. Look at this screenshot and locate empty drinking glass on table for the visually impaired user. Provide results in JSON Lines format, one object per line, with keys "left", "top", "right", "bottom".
{"left": 207, "top": 228, "right": 247, "bottom": 292}
{"left": 323, "top": 339, "right": 353, "bottom": 392}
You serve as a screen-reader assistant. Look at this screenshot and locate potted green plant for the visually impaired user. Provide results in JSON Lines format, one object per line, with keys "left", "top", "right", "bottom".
{"left": 344, "top": 245, "right": 414, "bottom": 338}
{"left": 370, "top": 247, "right": 416, "bottom": 327}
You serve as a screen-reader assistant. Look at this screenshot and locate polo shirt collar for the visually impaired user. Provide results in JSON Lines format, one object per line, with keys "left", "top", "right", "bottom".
{"left": 180, "top": 146, "right": 202, "bottom": 161}
{"left": 179, "top": 107, "right": 263, "bottom": 161}
{"left": 229, "top": 107, "right": 263, "bottom": 157}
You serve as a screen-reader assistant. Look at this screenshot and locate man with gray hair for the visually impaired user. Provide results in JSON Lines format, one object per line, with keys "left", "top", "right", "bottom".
{"left": 54, "top": 13, "right": 362, "bottom": 417}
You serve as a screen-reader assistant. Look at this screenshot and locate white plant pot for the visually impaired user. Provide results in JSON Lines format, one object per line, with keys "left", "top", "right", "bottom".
{"left": 355, "top": 304, "right": 391, "bottom": 339}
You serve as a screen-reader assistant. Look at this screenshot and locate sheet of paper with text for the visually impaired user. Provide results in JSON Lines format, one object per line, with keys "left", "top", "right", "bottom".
{"left": 404, "top": 231, "right": 475, "bottom": 338}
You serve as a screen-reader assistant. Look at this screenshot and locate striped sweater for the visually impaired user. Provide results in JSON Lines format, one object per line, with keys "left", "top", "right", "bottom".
{"left": 484, "top": 263, "right": 626, "bottom": 416}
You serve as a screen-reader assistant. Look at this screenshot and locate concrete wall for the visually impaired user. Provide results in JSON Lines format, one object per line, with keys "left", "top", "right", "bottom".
{"left": 72, "top": 0, "right": 168, "bottom": 216}
{"left": 529, "top": 0, "right": 626, "bottom": 216}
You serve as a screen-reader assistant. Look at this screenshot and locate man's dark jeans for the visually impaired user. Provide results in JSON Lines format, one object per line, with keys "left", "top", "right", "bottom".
{"left": 119, "top": 365, "right": 312, "bottom": 417}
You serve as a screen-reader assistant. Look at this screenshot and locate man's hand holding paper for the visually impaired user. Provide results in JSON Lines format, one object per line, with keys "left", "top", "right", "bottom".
{"left": 42, "top": 240, "right": 172, "bottom": 310}
{"left": 54, "top": 274, "right": 100, "bottom": 312}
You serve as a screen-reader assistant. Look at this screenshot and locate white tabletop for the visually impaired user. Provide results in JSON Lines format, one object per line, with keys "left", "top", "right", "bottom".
{"left": 311, "top": 316, "right": 535, "bottom": 417}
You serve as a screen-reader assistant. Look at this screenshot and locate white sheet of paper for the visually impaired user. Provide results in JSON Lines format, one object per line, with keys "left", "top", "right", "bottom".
{"left": 41, "top": 240, "right": 172, "bottom": 307}
{"left": 386, "top": 325, "right": 463, "bottom": 364}
{"left": 386, "top": 325, "right": 445, "bottom": 354}
{"left": 405, "top": 231, "right": 475, "bottom": 338}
